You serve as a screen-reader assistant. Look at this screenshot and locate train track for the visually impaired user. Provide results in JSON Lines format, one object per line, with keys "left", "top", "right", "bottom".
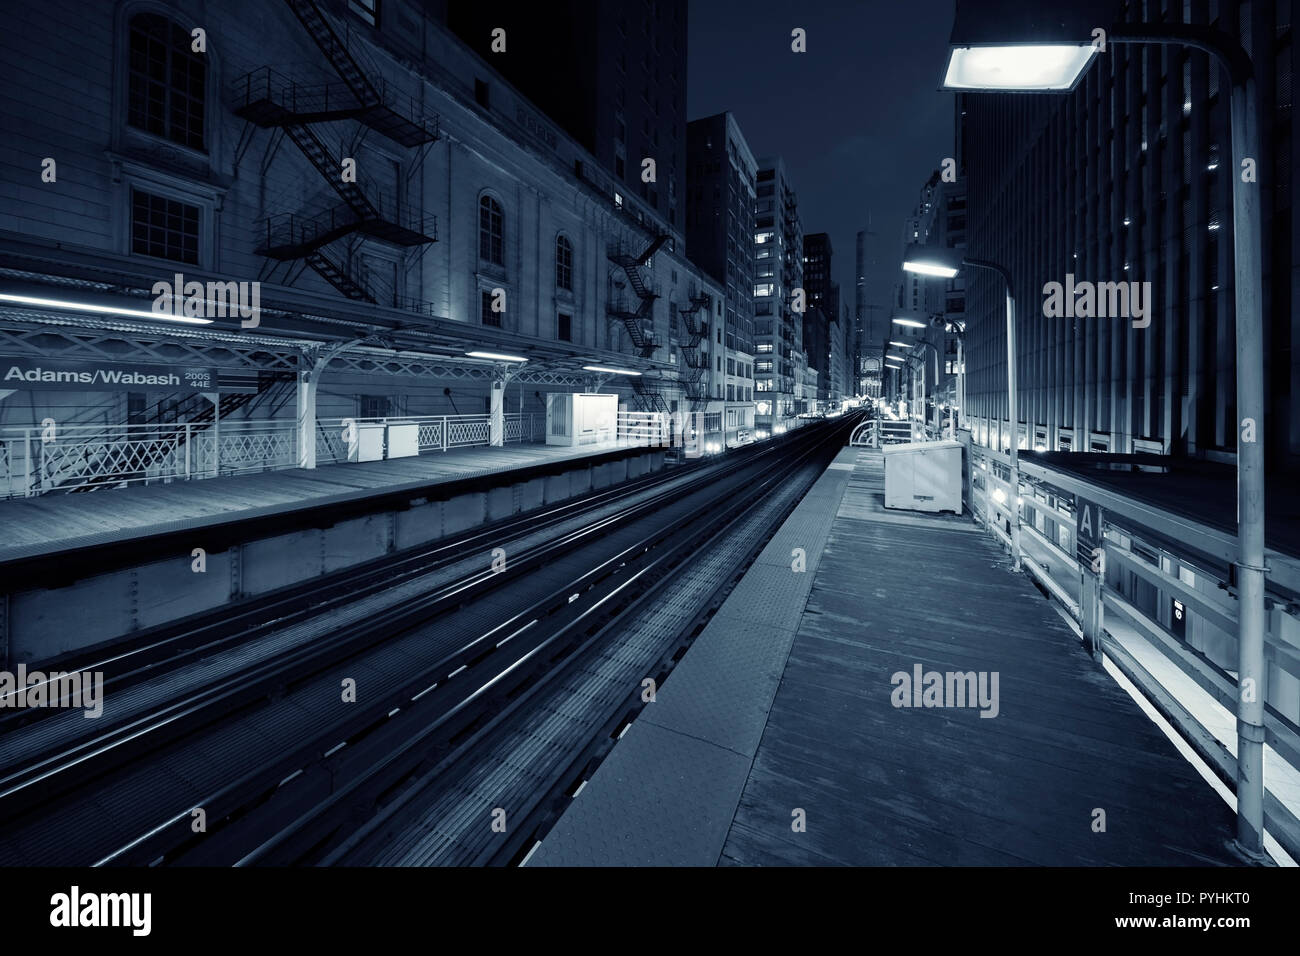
{"left": 0, "top": 416, "right": 858, "bottom": 866}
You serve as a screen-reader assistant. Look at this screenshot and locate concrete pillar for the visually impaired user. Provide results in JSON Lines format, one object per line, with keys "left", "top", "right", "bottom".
{"left": 297, "top": 371, "right": 317, "bottom": 470}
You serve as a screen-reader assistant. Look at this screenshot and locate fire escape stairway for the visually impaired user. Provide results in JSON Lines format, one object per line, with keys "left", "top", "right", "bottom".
{"left": 608, "top": 251, "right": 658, "bottom": 358}
{"left": 305, "top": 249, "right": 375, "bottom": 301}
{"left": 283, "top": 0, "right": 378, "bottom": 106}
{"left": 234, "top": 0, "right": 440, "bottom": 304}
{"left": 636, "top": 233, "right": 670, "bottom": 265}
{"left": 282, "top": 122, "right": 378, "bottom": 219}
{"left": 630, "top": 376, "right": 669, "bottom": 414}
{"left": 676, "top": 292, "right": 711, "bottom": 409}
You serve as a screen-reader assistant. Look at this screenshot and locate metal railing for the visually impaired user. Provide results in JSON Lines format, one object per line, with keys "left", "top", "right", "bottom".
{"left": 0, "top": 410, "right": 698, "bottom": 498}
{"left": 849, "top": 417, "right": 924, "bottom": 448}
{"left": 964, "top": 436, "right": 1300, "bottom": 862}
{"left": 0, "top": 413, "right": 548, "bottom": 498}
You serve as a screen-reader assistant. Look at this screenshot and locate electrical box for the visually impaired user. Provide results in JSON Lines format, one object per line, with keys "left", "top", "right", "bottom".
{"left": 883, "top": 440, "right": 963, "bottom": 514}
{"left": 385, "top": 421, "right": 419, "bottom": 459}
{"left": 348, "top": 422, "right": 386, "bottom": 463}
{"left": 546, "top": 393, "right": 617, "bottom": 446}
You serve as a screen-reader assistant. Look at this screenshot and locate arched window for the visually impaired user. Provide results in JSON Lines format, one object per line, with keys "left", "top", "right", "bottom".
{"left": 127, "top": 13, "right": 206, "bottom": 150}
{"left": 555, "top": 235, "right": 573, "bottom": 291}
{"left": 479, "top": 196, "right": 504, "bottom": 266}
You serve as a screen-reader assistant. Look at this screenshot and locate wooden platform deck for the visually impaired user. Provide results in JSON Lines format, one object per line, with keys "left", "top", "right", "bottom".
{"left": 533, "top": 447, "right": 1245, "bottom": 866}
{"left": 723, "top": 449, "right": 1241, "bottom": 865}
{"left": 0, "top": 442, "right": 627, "bottom": 564}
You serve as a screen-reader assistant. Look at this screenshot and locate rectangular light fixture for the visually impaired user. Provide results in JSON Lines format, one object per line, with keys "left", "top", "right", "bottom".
{"left": 583, "top": 365, "right": 642, "bottom": 376}
{"left": 901, "top": 261, "right": 959, "bottom": 279}
{"left": 942, "top": 44, "right": 1097, "bottom": 92}
{"left": 889, "top": 340, "right": 913, "bottom": 348}
{"left": 466, "top": 350, "right": 528, "bottom": 362}
{"left": 0, "top": 292, "right": 215, "bottom": 325}
{"left": 892, "top": 316, "right": 927, "bottom": 328}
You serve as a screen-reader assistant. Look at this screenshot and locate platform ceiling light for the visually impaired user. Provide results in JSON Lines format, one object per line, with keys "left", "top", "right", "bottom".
{"left": 583, "top": 364, "right": 641, "bottom": 376}
{"left": 889, "top": 340, "right": 914, "bottom": 348}
{"left": 942, "top": 44, "right": 1097, "bottom": 91}
{"left": 0, "top": 292, "right": 214, "bottom": 325}
{"left": 466, "top": 350, "right": 528, "bottom": 362}
{"left": 891, "top": 316, "right": 928, "bottom": 328}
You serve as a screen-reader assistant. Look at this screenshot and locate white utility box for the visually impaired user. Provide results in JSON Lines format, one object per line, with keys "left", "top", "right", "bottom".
{"left": 349, "top": 422, "right": 386, "bottom": 463}
{"left": 882, "top": 439, "right": 963, "bottom": 514}
{"left": 546, "top": 392, "right": 618, "bottom": 447}
{"left": 385, "top": 421, "right": 419, "bottom": 459}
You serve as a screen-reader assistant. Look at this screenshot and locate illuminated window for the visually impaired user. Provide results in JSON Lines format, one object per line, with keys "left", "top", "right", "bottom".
{"left": 754, "top": 231, "right": 775, "bottom": 244}
{"left": 754, "top": 282, "right": 774, "bottom": 297}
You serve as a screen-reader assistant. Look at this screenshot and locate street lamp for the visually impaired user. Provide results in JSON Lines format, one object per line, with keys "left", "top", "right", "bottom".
{"left": 939, "top": 1, "right": 1269, "bottom": 858}
{"left": 903, "top": 244, "right": 1022, "bottom": 572}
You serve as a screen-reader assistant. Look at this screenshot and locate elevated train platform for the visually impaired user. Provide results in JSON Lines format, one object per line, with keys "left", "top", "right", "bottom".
{"left": 529, "top": 445, "right": 1248, "bottom": 866}
{"left": 0, "top": 440, "right": 663, "bottom": 575}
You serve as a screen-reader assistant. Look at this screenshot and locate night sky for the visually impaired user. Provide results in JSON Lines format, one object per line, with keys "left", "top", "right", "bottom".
{"left": 687, "top": 0, "right": 957, "bottom": 343}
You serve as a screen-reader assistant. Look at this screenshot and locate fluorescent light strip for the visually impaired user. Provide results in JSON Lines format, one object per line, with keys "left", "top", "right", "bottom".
{"left": 583, "top": 365, "right": 642, "bottom": 376}
{"left": 0, "top": 292, "right": 214, "bottom": 325}
{"left": 466, "top": 350, "right": 528, "bottom": 362}
{"left": 891, "top": 317, "right": 927, "bottom": 328}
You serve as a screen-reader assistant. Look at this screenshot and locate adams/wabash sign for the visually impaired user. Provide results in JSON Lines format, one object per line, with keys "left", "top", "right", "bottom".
{"left": 1, "top": 357, "right": 232, "bottom": 392}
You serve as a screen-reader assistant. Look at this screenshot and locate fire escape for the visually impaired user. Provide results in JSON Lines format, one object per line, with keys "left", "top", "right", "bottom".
{"left": 676, "top": 290, "right": 712, "bottom": 411}
{"left": 607, "top": 234, "right": 670, "bottom": 412}
{"left": 232, "top": 0, "right": 439, "bottom": 302}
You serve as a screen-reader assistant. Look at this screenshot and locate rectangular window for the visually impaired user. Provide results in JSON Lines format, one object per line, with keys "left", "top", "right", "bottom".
{"left": 754, "top": 282, "right": 774, "bottom": 297}
{"left": 558, "top": 312, "right": 572, "bottom": 341}
{"left": 131, "top": 188, "right": 199, "bottom": 264}
{"left": 481, "top": 290, "right": 502, "bottom": 327}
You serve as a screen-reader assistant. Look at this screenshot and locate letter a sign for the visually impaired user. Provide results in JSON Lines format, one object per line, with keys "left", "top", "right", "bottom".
{"left": 1075, "top": 496, "right": 1103, "bottom": 572}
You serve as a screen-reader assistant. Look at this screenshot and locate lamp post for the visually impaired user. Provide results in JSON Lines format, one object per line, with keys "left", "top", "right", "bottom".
{"left": 902, "top": 250, "right": 1022, "bottom": 572}
{"left": 939, "top": 9, "right": 1268, "bottom": 857}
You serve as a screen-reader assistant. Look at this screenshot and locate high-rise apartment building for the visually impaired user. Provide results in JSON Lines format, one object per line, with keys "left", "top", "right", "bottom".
{"left": 685, "top": 112, "right": 756, "bottom": 441}
{"left": 752, "top": 157, "right": 804, "bottom": 425}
